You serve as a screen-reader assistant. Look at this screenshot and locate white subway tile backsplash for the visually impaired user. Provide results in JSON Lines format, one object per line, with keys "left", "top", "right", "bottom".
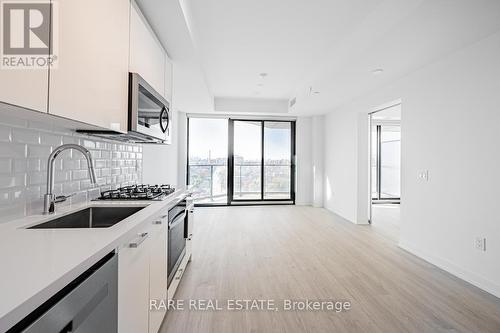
{"left": 62, "top": 181, "right": 80, "bottom": 194}
{"left": 94, "top": 160, "right": 106, "bottom": 169}
{"left": 80, "top": 179, "right": 92, "bottom": 190}
{"left": 28, "top": 120, "right": 57, "bottom": 132}
{"left": 0, "top": 142, "right": 26, "bottom": 158}
{"left": 0, "top": 174, "right": 26, "bottom": 188}
{"left": 62, "top": 136, "right": 79, "bottom": 145}
{"left": 82, "top": 140, "right": 96, "bottom": 149}
{"left": 27, "top": 145, "right": 52, "bottom": 158}
{"left": 54, "top": 170, "right": 70, "bottom": 182}
{"left": 0, "top": 116, "right": 143, "bottom": 223}
{"left": 13, "top": 159, "right": 27, "bottom": 173}
{"left": 0, "top": 158, "right": 12, "bottom": 173}
{"left": 11, "top": 187, "right": 24, "bottom": 200}
{"left": 62, "top": 158, "right": 80, "bottom": 170}
{"left": 0, "top": 190, "right": 9, "bottom": 203}
{"left": 90, "top": 150, "right": 101, "bottom": 159}
{"left": 40, "top": 133, "right": 63, "bottom": 146}
{"left": 25, "top": 186, "right": 41, "bottom": 200}
{"left": 0, "top": 125, "right": 12, "bottom": 142}
{"left": 0, "top": 203, "right": 26, "bottom": 221}
{"left": 27, "top": 171, "right": 46, "bottom": 186}
{"left": 100, "top": 150, "right": 111, "bottom": 159}
{"left": 72, "top": 169, "right": 89, "bottom": 180}
{"left": 11, "top": 128, "right": 40, "bottom": 144}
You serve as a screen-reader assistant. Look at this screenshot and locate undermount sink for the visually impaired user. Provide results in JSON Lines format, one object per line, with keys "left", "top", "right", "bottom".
{"left": 28, "top": 206, "right": 145, "bottom": 229}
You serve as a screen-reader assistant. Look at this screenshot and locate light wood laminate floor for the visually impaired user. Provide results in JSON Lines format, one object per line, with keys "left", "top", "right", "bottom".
{"left": 160, "top": 206, "right": 500, "bottom": 333}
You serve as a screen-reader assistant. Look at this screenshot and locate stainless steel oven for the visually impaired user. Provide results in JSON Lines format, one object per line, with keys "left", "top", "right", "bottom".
{"left": 167, "top": 199, "right": 187, "bottom": 287}
{"left": 128, "top": 72, "right": 172, "bottom": 144}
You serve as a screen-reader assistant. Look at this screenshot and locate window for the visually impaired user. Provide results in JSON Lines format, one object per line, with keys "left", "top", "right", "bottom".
{"left": 187, "top": 117, "right": 295, "bottom": 205}
{"left": 188, "top": 118, "right": 228, "bottom": 204}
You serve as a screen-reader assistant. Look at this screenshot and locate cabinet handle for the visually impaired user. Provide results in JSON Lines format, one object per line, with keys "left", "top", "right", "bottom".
{"left": 153, "top": 220, "right": 162, "bottom": 225}
{"left": 129, "top": 232, "right": 148, "bottom": 248}
{"left": 175, "top": 268, "right": 184, "bottom": 280}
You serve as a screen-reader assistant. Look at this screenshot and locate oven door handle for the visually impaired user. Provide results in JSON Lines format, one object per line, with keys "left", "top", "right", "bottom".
{"left": 168, "top": 212, "right": 186, "bottom": 230}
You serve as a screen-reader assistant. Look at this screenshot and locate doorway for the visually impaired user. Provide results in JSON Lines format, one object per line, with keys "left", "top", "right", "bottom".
{"left": 369, "top": 103, "right": 401, "bottom": 240}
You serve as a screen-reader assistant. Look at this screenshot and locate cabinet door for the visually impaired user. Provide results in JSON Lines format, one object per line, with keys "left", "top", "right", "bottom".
{"left": 0, "top": 1, "right": 50, "bottom": 112}
{"left": 129, "top": 1, "right": 165, "bottom": 97}
{"left": 164, "top": 55, "right": 173, "bottom": 102}
{"left": 149, "top": 216, "right": 168, "bottom": 333}
{"left": 0, "top": 69, "right": 48, "bottom": 112}
{"left": 48, "top": 0, "right": 129, "bottom": 131}
{"left": 118, "top": 231, "right": 152, "bottom": 333}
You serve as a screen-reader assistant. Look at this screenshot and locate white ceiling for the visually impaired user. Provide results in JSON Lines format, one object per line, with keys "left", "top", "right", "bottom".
{"left": 139, "top": 0, "right": 500, "bottom": 115}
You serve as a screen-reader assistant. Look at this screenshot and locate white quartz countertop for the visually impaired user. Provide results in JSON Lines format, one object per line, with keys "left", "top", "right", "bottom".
{"left": 0, "top": 187, "right": 191, "bottom": 333}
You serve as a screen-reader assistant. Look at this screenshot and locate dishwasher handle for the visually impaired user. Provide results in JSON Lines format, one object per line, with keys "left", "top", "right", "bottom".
{"left": 129, "top": 232, "right": 148, "bottom": 248}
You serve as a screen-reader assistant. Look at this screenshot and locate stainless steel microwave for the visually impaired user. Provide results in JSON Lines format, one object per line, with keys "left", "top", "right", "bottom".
{"left": 128, "top": 72, "right": 172, "bottom": 144}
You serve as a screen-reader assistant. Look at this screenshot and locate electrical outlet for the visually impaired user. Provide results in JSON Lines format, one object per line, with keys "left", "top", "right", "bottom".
{"left": 474, "top": 237, "right": 486, "bottom": 252}
{"left": 418, "top": 170, "right": 429, "bottom": 181}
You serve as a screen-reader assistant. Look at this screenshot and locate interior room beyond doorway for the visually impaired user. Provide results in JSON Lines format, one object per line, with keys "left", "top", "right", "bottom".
{"left": 370, "top": 103, "right": 401, "bottom": 241}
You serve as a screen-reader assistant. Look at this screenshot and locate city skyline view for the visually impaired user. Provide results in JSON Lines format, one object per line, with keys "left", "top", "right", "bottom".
{"left": 188, "top": 118, "right": 293, "bottom": 203}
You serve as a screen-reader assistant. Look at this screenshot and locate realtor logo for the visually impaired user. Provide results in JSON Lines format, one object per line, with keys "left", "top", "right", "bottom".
{"left": 1, "top": 1, "right": 57, "bottom": 69}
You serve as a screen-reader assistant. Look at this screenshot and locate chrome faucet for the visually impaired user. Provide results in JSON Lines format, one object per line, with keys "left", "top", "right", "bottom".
{"left": 43, "top": 144, "right": 97, "bottom": 214}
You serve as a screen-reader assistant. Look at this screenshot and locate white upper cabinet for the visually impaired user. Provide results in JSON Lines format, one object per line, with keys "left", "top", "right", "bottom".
{"left": 0, "top": 68, "right": 49, "bottom": 113}
{"left": 0, "top": 1, "right": 50, "bottom": 113}
{"left": 48, "top": 0, "right": 130, "bottom": 132}
{"left": 129, "top": 1, "right": 166, "bottom": 98}
{"left": 164, "top": 55, "right": 173, "bottom": 102}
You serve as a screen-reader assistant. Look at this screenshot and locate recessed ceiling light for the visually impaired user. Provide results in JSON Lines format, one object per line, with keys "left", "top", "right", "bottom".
{"left": 372, "top": 68, "right": 384, "bottom": 75}
{"left": 259, "top": 73, "right": 268, "bottom": 79}
{"left": 313, "top": 91, "right": 320, "bottom": 94}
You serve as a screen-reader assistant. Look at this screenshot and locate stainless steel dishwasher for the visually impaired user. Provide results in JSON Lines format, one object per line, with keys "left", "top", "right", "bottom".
{"left": 8, "top": 252, "right": 118, "bottom": 333}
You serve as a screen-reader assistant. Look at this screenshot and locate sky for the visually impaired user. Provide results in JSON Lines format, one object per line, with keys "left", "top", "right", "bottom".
{"left": 189, "top": 119, "right": 291, "bottom": 162}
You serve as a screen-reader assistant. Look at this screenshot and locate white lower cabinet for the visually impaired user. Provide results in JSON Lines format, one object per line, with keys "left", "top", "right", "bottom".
{"left": 118, "top": 228, "right": 152, "bottom": 333}
{"left": 118, "top": 214, "right": 169, "bottom": 333}
{"left": 149, "top": 216, "right": 168, "bottom": 333}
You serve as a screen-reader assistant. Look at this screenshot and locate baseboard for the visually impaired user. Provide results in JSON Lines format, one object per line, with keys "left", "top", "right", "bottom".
{"left": 324, "top": 206, "right": 357, "bottom": 224}
{"left": 399, "top": 241, "right": 500, "bottom": 299}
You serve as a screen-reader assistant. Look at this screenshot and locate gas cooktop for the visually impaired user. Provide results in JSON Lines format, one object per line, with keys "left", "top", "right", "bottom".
{"left": 97, "top": 184, "right": 175, "bottom": 201}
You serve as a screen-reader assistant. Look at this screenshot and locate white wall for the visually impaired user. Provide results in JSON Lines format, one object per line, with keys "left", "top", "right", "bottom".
{"left": 322, "top": 31, "right": 500, "bottom": 297}
{"left": 295, "top": 117, "right": 313, "bottom": 205}
{"left": 311, "top": 116, "right": 324, "bottom": 207}
{"left": 142, "top": 110, "right": 179, "bottom": 186}
{"left": 323, "top": 109, "right": 359, "bottom": 222}
{"left": 176, "top": 111, "right": 188, "bottom": 187}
